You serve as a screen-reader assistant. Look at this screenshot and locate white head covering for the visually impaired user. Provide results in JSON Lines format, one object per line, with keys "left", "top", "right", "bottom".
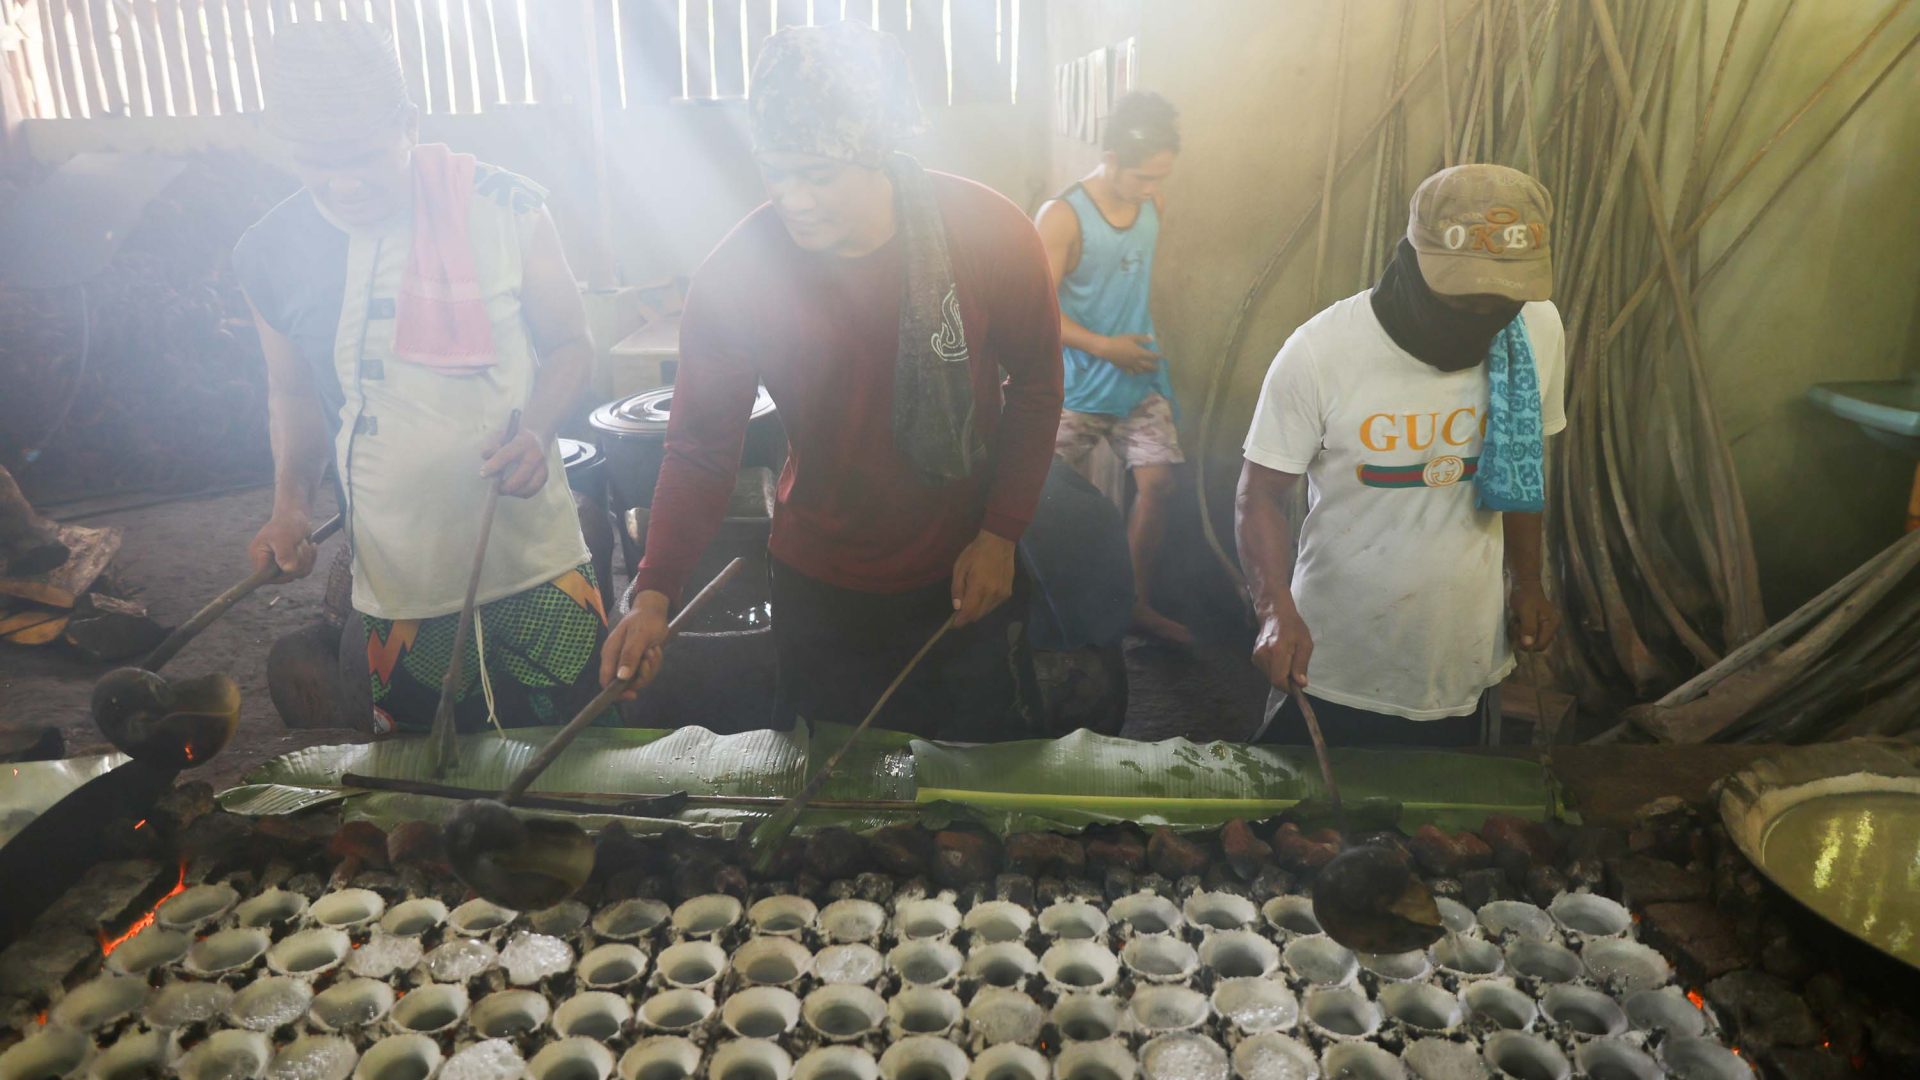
{"left": 262, "top": 19, "right": 412, "bottom": 142}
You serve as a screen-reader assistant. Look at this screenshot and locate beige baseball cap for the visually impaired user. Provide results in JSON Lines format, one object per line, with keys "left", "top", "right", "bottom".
{"left": 1408, "top": 164, "right": 1553, "bottom": 302}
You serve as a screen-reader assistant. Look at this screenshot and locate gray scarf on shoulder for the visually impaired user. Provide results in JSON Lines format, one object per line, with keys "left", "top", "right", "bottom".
{"left": 887, "top": 153, "right": 982, "bottom": 485}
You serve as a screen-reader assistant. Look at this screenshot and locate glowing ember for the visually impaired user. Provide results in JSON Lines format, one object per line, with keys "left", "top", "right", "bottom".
{"left": 98, "top": 865, "right": 188, "bottom": 957}
{"left": 1687, "top": 989, "right": 1707, "bottom": 1010}
{"left": 133, "top": 819, "right": 148, "bottom": 830}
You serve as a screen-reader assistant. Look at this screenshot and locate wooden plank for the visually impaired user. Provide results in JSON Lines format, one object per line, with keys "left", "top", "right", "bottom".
{"left": 154, "top": 0, "right": 195, "bottom": 113}
{"left": 744, "top": 0, "right": 774, "bottom": 82}
{"left": 391, "top": 0, "right": 429, "bottom": 109}
{"left": 132, "top": 1, "right": 173, "bottom": 115}
{"left": 492, "top": 0, "right": 527, "bottom": 102}
{"left": 0, "top": 525, "right": 122, "bottom": 610}
{"left": 416, "top": 0, "right": 450, "bottom": 111}
{"left": 269, "top": 0, "right": 294, "bottom": 28}
{"left": 711, "top": 0, "right": 744, "bottom": 97}
{"left": 61, "top": 0, "right": 101, "bottom": 115}
{"left": 947, "top": 0, "right": 998, "bottom": 104}
{"left": 0, "top": 608, "right": 70, "bottom": 646}
{"left": 1013, "top": 0, "right": 1043, "bottom": 106}
{"left": 622, "top": 0, "right": 679, "bottom": 105}
{"left": 445, "top": 0, "right": 476, "bottom": 113}
{"left": 903, "top": 0, "right": 943, "bottom": 107}
{"left": 85, "top": 0, "right": 126, "bottom": 115}
{"left": 774, "top": 0, "right": 806, "bottom": 30}
{"left": 227, "top": 0, "right": 261, "bottom": 111}
{"left": 117, "top": 0, "right": 154, "bottom": 114}
{"left": 179, "top": 0, "right": 221, "bottom": 115}
{"left": 205, "top": 0, "right": 241, "bottom": 115}
{"left": 874, "top": 0, "right": 905, "bottom": 35}
{"left": 468, "top": 0, "right": 501, "bottom": 105}
{"left": 530, "top": 0, "right": 592, "bottom": 106}
{"left": 682, "top": 0, "right": 711, "bottom": 98}
{"left": 35, "top": 0, "right": 73, "bottom": 119}
{"left": 594, "top": 0, "right": 620, "bottom": 108}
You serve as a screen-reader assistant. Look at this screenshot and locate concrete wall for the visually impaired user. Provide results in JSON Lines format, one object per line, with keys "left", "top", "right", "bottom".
{"left": 1046, "top": 0, "right": 1920, "bottom": 614}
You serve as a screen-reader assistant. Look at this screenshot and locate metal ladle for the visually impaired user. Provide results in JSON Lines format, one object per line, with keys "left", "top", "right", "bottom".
{"left": 91, "top": 515, "right": 342, "bottom": 768}
{"left": 1292, "top": 692, "right": 1444, "bottom": 955}
{"left": 444, "top": 558, "right": 746, "bottom": 910}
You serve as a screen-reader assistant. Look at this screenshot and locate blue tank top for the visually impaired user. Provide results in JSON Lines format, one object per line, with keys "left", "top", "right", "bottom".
{"left": 1057, "top": 184, "right": 1176, "bottom": 418}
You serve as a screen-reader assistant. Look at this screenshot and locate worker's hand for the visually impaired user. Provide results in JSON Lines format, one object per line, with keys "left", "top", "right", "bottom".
{"left": 1098, "top": 333, "right": 1164, "bottom": 375}
{"left": 951, "top": 530, "right": 1016, "bottom": 628}
{"left": 249, "top": 511, "right": 318, "bottom": 583}
{"left": 1252, "top": 604, "right": 1313, "bottom": 690}
{"left": 480, "top": 424, "right": 551, "bottom": 499}
{"left": 1508, "top": 581, "right": 1561, "bottom": 651}
{"left": 601, "top": 590, "right": 670, "bottom": 700}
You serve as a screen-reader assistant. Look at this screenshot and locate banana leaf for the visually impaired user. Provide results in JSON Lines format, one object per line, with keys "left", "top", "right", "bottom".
{"left": 218, "top": 725, "right": 1562, "bottom": 837}
{"left": 217, "top": 723, "right": 922, "bottom": 837}
{"left": 910, "top": 731, "right": 1566, "bottom": 834}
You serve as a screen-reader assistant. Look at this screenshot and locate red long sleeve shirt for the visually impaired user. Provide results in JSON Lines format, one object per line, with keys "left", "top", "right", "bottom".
{"left": 631, "top": 172, "right": 1065, "bottom": 601}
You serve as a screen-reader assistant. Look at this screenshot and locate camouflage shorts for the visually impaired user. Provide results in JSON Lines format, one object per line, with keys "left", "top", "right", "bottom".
{"left": 1054, "top": 393, "right": 1185, "bottom": 469}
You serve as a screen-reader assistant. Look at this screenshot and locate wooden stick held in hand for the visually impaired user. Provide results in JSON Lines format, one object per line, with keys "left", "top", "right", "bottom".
{"left": 428, "top": 410, "right": 519, "bottom": 777}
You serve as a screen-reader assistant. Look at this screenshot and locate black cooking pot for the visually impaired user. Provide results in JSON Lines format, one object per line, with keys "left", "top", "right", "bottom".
{"left": 588, "top": 384, "right": 785, "bottom": 518}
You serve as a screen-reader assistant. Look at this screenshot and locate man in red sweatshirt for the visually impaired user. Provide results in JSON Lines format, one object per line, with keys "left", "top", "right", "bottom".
{"left": 600, "top": 20, "right": 1064, "bottom": 739}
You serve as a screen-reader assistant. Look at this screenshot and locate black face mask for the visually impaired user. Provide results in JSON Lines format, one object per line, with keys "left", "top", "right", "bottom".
{"left": 1370, "top": 238, "right": 1523, "bottom": 372}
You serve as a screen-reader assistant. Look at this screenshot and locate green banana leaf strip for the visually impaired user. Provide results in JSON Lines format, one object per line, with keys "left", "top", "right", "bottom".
{"left": 217, "top": 723, "right": 921, "bottom": 836}
{"left": 910, "top": 731, "right": 1563, "bottom": 833}
{"left": 218, "top": 726, "right": 1562, "bottom": 838}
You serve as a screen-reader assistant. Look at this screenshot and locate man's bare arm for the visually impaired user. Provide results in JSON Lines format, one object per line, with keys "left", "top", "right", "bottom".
{"left": 248, "top": 298, "right": 332, "bottom": 579}
{"left": 1235, "top": 460, "right": 1313, "bottom": 689}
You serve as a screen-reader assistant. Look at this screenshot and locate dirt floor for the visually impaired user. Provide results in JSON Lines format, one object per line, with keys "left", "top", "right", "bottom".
{"left": 0, "top": 488, "right": 359, "bottom": 792}
{"left": 0, "top": 487, "right": 1770, "bottom": 824}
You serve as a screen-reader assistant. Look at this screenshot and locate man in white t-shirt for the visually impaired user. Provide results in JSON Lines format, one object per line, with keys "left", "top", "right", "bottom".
{"left": 1236, "top": 164, "right": 1565, "bottom": 745}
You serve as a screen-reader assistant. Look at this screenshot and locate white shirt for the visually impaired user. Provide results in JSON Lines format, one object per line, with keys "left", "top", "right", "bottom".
{"left": 328, "top": 193, "right": 589, "bottom": 620}
{"left": 1243, "top": 292, "right": 1567, "bottom": 720}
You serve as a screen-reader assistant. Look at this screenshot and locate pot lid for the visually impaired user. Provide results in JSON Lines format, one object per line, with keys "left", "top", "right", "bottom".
{"left": 589, "top": 384, "right": 777, "bottom": 437}
{"left": 557, "top": 437, "right": 599, "bottom": 471}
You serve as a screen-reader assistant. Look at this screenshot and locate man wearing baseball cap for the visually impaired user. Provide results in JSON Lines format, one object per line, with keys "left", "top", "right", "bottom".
{"left": 1234, "top": 164, "right": 1565, "bottom": 744}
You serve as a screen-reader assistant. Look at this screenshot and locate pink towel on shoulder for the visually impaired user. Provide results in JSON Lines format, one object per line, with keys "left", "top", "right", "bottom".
{"left": 392, "top": 143, "right": 496, "bottom": 373}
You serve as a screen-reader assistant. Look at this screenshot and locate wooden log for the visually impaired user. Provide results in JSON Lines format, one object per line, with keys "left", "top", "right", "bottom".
{"left": 0, "top": 525, "right": 123, "bottom": 609}
{"left": 0, "top": 607, "right": 70, "bottom": 645}
{"left": 64, "top": 594, "right": 169, "bottom": 662}
{"left": 0, "top": 466, "right": 68, "bottom": 578}
{"left": 1634, "top": 530, "right": 1920, "bottom": 743}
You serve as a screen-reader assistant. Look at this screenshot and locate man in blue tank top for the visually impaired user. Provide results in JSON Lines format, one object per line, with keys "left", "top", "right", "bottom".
{"left": 1036, "top": 91, "right": 1190, "bottom": 645}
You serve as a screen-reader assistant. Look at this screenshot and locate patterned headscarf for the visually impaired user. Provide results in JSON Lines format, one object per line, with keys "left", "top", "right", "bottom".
{"left": 262, "top": 19, "right": 413, "bottom": 143}
{"left": 750, "top": 20, "right": 926, "bottom": 167}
